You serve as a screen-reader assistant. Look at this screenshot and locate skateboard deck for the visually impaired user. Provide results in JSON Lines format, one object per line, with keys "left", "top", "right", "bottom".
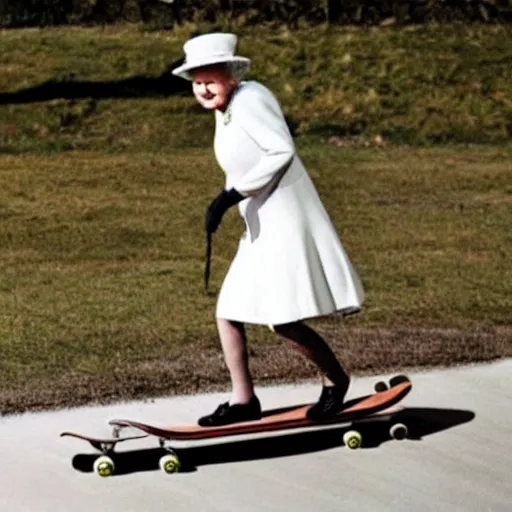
{"left": 61, "top": 374, "right": 411, "bottom": 476}
{"left": 109, "top": 376, "right": 411, "bottom": 441}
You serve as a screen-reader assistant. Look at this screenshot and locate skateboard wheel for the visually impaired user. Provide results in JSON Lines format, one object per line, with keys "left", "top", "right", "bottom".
{"left": 389, "top": 423, "right": 408, "bottom": 440}
{"left": 159, "top": 453, "right": 181, "bottom": 474}
{"left": 374, "top": 381, "right": 388, "bottom": 393}
{"left": 343, "top": 430, "right": 362, "bottom": 450}
{"left": 389, "top": 375, "right": 410, "bottom": 388}
{"left": 93, "top": 455, "right": 115, "bottom": 477}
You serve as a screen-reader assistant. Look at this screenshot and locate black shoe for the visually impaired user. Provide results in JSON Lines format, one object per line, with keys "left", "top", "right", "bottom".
{"left": 198, "top": 395, "right": 262, "bottom": 427}
{"left": 306, "top": 384, "right": 349, "bottom": 421}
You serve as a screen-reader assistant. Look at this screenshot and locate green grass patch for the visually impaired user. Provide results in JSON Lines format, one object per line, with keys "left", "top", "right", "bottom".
{"left": 1, "top": 24, "right": 511, "bottom": 151}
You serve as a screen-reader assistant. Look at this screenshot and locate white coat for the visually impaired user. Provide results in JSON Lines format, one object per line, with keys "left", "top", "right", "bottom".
{"left": 213, "top": 81, "right": 364, "bottom": 325}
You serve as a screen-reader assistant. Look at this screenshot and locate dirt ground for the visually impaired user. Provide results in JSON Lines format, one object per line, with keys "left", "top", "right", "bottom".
{"left": 2, "top": 325, "right": 509, "bottom": 415}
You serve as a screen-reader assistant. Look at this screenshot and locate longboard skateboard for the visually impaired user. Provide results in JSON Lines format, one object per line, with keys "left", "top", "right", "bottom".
{"left": 61, "top": 374, "right": 411, "bottom": 477}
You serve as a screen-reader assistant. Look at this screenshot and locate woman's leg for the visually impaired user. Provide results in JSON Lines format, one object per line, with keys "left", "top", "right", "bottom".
{"left": 197, "top": 318, "right": 260, "bottom": 426}
{"left": 273, "top": 321, "right": 349, "bottom": 419}
{"left": 273, "top": 321, "right": 349, "bottom": 388}
{"left": 217, "top": 317, "right": 255, "bottom": 404}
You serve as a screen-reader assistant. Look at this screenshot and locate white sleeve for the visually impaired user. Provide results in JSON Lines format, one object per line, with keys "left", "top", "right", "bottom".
{"left": 231, "top": 87, "right": 294, "bottom": 196}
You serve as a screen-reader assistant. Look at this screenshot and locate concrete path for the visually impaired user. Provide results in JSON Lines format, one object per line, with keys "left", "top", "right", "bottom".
{"left": 1, "top": 360, "right": 510, "bottom": 512}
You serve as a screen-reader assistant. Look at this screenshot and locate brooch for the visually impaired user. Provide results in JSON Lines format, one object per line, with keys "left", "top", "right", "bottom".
{"left": 223, "top": 108, "right": 231, "bottom": 126}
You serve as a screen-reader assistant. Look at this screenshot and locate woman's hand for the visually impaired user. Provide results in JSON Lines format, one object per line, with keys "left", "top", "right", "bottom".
{"left": 205, "top": 188, "right": 245, "bottom": 234}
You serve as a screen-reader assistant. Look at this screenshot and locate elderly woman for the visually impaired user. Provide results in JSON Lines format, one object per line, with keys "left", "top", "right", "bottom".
{"left": 172, "top": 33, "right": 365, "bottom": 427}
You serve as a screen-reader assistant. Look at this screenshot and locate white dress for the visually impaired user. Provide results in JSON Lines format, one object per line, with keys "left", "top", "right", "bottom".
{"left": 214, "top": 81, "right": 364, "bottom": 326}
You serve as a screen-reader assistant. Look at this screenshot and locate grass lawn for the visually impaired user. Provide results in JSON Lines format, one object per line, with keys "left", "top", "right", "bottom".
{"left": 1, "top": 144, "right": 510, "bottom": 414}
{"left": 0, "top": 24, "right": 511, "bottom": 413}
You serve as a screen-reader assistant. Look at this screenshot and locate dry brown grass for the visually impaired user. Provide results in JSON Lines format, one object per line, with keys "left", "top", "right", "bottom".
{"left": 1, "top": 325, "right": 509, "bottom": 415}
{"left": 1, "top": 145, "right": 510, "bottom": 414}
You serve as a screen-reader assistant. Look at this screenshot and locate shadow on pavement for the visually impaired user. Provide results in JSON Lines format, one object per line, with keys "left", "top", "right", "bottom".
{"left": 70, "top": 407, "right": 475, "bottom": 475}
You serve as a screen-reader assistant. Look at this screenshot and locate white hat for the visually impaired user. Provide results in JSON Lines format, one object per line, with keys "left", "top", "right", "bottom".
{"left": 172, "top": 33, "right": 250, "bottom": 81}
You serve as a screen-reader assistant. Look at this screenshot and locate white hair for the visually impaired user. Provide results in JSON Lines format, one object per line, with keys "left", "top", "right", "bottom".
{"left": 226, "top": 61, "right": 249, "bottom": 80}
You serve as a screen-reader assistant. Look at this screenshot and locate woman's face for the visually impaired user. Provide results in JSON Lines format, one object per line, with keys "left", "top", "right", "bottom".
{"left": 191, "top": 66, "right": 237, "bottom": 112}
